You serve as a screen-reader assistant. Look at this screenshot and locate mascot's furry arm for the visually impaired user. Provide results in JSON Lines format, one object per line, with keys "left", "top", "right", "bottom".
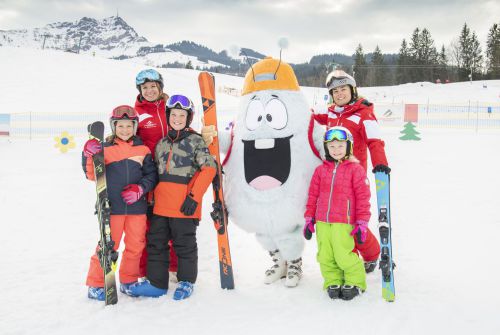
{"left": 308, "top": 113, "right": 325, "bottom": 159}
{"left": 218, "top": 130, "right": 231, "bottom": 155}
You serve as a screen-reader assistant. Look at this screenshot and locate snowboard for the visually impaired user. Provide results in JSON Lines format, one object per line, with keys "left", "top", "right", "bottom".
{"left": 198, "top": 72, "right": 235, "bottom": 290}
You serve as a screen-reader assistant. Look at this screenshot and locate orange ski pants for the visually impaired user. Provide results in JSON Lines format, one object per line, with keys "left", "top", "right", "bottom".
{"left": 86, "top": 214, "right": 147, "bottom": 287}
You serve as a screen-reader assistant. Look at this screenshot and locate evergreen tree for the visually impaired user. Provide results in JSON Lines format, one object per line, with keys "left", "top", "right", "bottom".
{"left": 437, "top": 45, "right": 448, "bottom": 82}
{"left": 419, "top": 28, "right": 438, "bottom": 81}
{"left": 353, "top": 44, "right": 367, "bottom": 87}
{"left": 369, "top": 45, "right": 386, "bottom": 86}
{"left": 486, "top": 23, "right": 500, "bottom": 78}
{"left": 408, "top": 28, "right": 422, "bottom": 82}
{"left": 470, "top": 32, "right": 483, "bottom": 79}
{"left": 185, "top": 60, "right": 194, "bottom": 69}
{"left": 397, "top": 39, "right": 411, "bottom": 84}
{"left": 458, "top": 23, "right": 472, "bottom": 80}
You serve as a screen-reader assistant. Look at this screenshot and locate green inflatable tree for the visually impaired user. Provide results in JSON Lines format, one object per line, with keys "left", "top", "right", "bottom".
{"left": 399, "top": 122, "right": 421, "bottom": 141}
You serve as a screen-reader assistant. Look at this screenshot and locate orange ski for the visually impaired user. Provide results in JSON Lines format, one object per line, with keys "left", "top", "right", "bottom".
{"left": 198, "top": 71, "right": 235, "bottom": 289}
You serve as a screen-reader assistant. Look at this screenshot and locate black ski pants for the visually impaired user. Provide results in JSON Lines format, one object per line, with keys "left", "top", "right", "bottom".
{"left": 146, "top": 214, "right": 198, "bottom": 289}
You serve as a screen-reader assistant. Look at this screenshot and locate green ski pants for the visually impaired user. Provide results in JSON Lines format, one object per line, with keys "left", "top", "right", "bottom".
{"left": 315, "top": 221, "right": 367, "bottom": 290}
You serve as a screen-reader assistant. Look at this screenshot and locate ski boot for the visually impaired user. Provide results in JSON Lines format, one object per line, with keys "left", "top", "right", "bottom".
{"left": 120, "top": 281, "right": 139, "bottom": 297}
{"left": 129, "top": 279, "right": 167, "bottom": 298}
{"left": 88, "top": 287, "right": 105, "bottom": 301}
{"left": 173, "top": 281, "right": 194, "bottom": 300}
{"left": 327, "top": 285, "right": 342, "bottom": 299}
{"left": 364, "top": 260, "right": 378, "bottom": 273}
{"left": 263, "top": 250, "right": 287, "bottom": 284}
{"left": 285, "top": 257, "right": 302, "bottom": 287}
{"left": 340, "top": 285, "right": 363, "bottom": 301}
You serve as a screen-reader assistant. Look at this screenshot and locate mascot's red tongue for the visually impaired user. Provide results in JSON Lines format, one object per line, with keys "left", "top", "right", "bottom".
{"left": 249, "top": 176, "right": 282, "bottom": 190}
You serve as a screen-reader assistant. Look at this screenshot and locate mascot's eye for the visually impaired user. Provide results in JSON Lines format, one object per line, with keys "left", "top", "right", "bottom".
{"left": 264, "top": 99, "right": 287, "bottom": 130}
{"left": 245, "top": 99, "right": 264, "bottom": 130}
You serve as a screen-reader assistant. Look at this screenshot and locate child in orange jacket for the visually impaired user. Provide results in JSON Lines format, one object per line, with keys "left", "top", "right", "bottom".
{"left": 82, "top": 105, "right": 158, "bottom": 301}
{"left": 129, "top": 95, "right": 216, "bottom": 300}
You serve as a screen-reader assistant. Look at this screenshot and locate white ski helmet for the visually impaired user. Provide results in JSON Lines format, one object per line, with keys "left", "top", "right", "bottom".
{"left": 325, "top": 69, "right": 358, "bottom": 102}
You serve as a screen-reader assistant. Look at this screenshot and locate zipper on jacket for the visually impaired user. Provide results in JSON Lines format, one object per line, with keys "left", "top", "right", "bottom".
{"left": 156, "top": 101, "right": 165, "bottom": 138}
{"left": 125, "top": 154, "right": 129, "bottom": 215}
{"left": 347, "top": 200, "right": 351, "bottom": 225}
{"left": 326, "top": 162, "right": 338, "bottom": 223}
{"left": 165, "top": 139, "right": 175, "bottom": 172}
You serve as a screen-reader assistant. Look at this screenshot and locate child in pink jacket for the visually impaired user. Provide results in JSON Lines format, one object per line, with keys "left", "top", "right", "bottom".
{"left": 303, "top": 126, "right": 371, "bottom": 300}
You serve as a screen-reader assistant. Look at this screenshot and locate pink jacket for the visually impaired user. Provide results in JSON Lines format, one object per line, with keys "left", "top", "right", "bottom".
{"left": 305, "top": 157, "right": 371, "bottom": 225}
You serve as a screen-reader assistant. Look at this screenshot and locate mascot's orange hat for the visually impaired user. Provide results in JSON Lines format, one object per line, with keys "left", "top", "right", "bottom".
{"left": 242, "top": 57, "right": 300, "bottom": 95}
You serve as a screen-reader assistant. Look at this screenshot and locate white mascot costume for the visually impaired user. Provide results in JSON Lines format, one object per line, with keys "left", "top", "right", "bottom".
{"left": 214, "top": 57, "right": 324, "bottom": 287}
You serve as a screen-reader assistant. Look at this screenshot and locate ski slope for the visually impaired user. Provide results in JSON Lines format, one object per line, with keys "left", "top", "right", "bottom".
{"left": 0, "top": 47, "right": 499, "bottom": 335}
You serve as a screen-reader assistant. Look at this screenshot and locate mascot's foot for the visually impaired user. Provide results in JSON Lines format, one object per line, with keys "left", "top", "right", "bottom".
{"left": 264, "top": 250, "right": 287, "bottom": 284}
{"left": 285, "top": 257, "right": 302, "bottom": 288}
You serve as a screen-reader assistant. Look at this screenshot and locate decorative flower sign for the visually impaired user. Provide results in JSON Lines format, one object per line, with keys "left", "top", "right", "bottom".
{"left": 54, "top": 131, "right": 76, "bottom": 153}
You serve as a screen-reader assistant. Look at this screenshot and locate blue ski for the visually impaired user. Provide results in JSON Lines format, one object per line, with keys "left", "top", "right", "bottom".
{"left": 375, "top": 172, "right": 395, "bottom": 302}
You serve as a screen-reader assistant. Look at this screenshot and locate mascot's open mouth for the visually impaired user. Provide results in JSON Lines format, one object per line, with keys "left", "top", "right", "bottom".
{"left": 242, "top": 135, "right": 292, "bottom": 190}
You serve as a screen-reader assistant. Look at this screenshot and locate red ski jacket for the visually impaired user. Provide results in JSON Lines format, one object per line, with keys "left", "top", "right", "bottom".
{"left": 313, "top": 98, "right": 388, "bottom": 172}
{"left": 305, "top": 158, "right": 371, "bottom": 225}
{"left": 135, "top": 94, "right": 169, "bottom": 158}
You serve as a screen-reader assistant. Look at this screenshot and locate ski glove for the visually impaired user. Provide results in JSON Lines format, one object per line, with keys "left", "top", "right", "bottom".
{"left": 180, "top": 194, "right": 198, "bottom": 216}
{"left": 350, "top": 220, "right": 368, "bottom": 244}
{"left": 303, "top": 217, "right": 316, "bottom": 240}
{"left": 372, "top": 164, "right": 391, "bottom": 174}
{"left": 83, "top": 139, "right": 102, "bottom": 158}
{"left": 121, "top": 184, "right": 144, "bottom": 205}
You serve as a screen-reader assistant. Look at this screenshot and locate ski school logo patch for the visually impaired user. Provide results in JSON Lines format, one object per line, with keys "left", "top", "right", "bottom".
{"left": 143, "top": 120, "right": 156, "bottom": 129}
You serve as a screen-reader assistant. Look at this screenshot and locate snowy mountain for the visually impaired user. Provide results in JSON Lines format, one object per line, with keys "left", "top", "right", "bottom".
{"left": 0, "top": 16, "right": 146, "bottom": 55}
{"left": 0, "top": 15, "right": 264, "bottom": 70}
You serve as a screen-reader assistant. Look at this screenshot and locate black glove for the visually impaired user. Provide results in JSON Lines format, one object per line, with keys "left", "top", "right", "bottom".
{"left": 180, "top": 194, "right": 198, "bottom": 216}
{"left": 372, "top": 164, "right": 391, "bottom": 174}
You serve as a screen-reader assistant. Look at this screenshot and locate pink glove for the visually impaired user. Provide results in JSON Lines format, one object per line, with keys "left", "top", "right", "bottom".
{"left": 121, "top": 184, "right": 144, "bottom": 205}
{"left": 351, "top": 220, "right": 368, "bottom": 244}
{"left": 303, "top": 217, "right": 315, "bottom": 240}
{"left": 83, "top": 139, "right": 102, "bottom": 158}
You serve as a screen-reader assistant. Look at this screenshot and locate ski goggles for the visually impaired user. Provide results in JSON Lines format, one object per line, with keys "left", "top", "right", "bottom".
{"left": 136, "top": 69, "right": 162, "bottom": 86}
{"left": 324, "top": 128, "right": 349, "bottom": 142}
{"left": 166, "top": 94, "right": 194, "bottom": 112}
{"left": 111, "top": 105, "right": 138, "bottom": 119}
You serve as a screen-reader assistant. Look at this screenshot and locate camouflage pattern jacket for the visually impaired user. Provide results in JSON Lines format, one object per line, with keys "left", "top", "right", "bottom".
{"left": 153, "top": 129, "right": 216, "bottom": 219}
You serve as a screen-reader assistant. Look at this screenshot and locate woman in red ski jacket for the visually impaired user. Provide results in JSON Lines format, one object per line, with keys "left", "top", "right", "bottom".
{"left": 133, "top": 68, "right": 179, "bottom": 278}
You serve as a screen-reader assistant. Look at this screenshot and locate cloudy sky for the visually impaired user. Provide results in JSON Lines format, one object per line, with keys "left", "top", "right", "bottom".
{"left": 0, "top": 0, "right": 498, "bottom": 63}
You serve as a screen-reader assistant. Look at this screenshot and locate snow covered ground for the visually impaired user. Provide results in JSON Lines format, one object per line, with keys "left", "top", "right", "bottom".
{"left": 1, "top": 47, "right": 500, "bottom": 334}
